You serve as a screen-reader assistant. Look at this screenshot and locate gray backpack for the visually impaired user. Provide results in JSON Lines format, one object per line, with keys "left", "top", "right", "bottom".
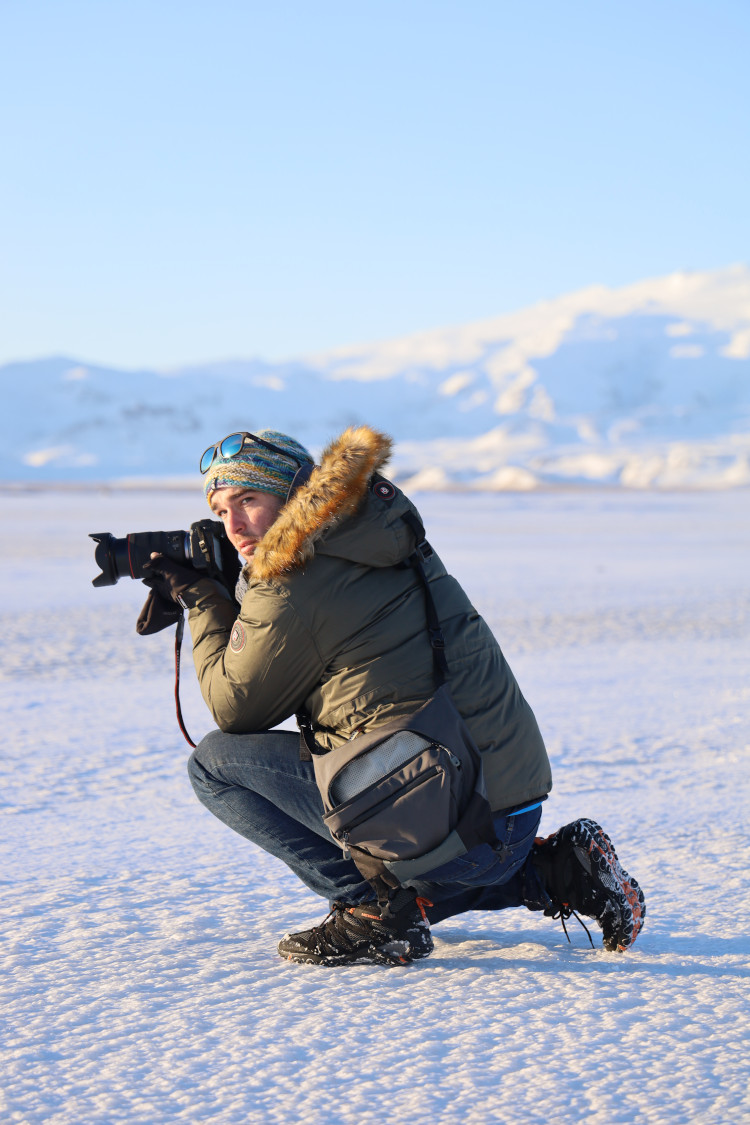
{"left": 300, "top": 507, "right": 497, "bottom": 899}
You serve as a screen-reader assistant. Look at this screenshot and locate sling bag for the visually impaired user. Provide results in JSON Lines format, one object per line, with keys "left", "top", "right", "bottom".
{"left": 300, "top": 507, "right": 497, "bottom": 899}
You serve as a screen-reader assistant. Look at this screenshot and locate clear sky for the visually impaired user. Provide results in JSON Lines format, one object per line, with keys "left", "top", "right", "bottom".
{"left": 2, "top": 0, "right": 749, "bottom": 369}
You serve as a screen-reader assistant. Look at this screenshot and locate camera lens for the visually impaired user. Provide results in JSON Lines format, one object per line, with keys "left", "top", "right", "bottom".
{"left": 90, "top": 530, "right": 193, "bottom": 586}
{"left": 89, "top": 533, "right": 130, "bottom": 587}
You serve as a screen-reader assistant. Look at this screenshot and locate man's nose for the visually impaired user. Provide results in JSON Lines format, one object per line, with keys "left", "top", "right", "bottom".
{"left": 226, "top": 507, "right": 248, "bottom": 536}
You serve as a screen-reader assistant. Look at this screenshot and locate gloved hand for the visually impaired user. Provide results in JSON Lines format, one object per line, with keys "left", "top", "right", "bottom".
{"left": 136, "top": 585, "right": 182, "bottom": 635}
{"left": 135, "top": 554, "right": 204, "bottom": 636}
{"left": 142, "top": 553, "right": 203, "bottom": 607}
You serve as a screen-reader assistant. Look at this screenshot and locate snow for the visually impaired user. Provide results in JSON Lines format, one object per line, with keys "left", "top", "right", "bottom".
{"left": 2, "top": 485, "right": 749, "bottom": 1124}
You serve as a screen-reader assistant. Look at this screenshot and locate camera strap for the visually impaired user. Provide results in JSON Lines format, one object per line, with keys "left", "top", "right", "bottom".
{"left": 174, "top": 614, "right": 196, "bottom": 748}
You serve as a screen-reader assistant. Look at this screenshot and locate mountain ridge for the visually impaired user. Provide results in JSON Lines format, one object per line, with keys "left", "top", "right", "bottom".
{"left": 3, "top": 265, "right": 749, "bottom": 489}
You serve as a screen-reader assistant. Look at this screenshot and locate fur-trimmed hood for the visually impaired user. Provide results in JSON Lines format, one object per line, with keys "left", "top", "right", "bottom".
{"left": 249, "top": 425, "right": 415, "bottom": 582}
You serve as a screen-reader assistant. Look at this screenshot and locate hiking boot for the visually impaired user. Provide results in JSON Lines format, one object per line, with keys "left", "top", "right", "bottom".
{"left": 530, "top": 818, "right": 646, "bottom": 951}
{"left": 278, "top": 887, "right": 433, "bottom": 966}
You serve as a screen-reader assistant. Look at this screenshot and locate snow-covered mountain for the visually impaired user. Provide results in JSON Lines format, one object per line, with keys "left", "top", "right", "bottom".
{"left": 3, "top": 265, "right": 750, "bottom": 488}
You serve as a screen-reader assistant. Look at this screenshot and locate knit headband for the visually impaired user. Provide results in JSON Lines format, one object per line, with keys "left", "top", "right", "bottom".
{"left": 203, "top": 430, "right": 313, "bottom": 502}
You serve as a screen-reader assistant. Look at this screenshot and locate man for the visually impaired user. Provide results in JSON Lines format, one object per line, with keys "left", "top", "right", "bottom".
{"left": 145, "top": 425, "right": 646, "bottom": 966}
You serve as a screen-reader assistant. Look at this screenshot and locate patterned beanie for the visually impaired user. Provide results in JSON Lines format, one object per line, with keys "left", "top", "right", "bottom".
{"left": 203, "top": 430, "right": 313, "bottom": 502}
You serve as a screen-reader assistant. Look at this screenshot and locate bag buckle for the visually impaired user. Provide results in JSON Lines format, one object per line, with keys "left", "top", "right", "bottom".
{"left": 428, "top": 627, "right": 445, "bottom": 650}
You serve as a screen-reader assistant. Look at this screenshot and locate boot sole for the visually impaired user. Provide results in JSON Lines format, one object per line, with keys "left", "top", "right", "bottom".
{"left": 279, "top": 939, "right": 424, "bottom": 967}
{"left": 569, "top": 818, "right": 646, "bottom": 951}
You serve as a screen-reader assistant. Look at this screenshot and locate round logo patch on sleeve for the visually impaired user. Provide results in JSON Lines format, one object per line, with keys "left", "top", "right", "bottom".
{"left": 372, "top": 479, "right": 396, "bottom": 502}
{"left": 229, "top": 621, "right": 246, "bottom": 653}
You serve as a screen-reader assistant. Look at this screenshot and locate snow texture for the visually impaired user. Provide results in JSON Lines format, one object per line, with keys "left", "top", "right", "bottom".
{"left": 2, "top": 487, "right": 749, "bottom": 1124}
{"left": 2, "top": 265, "right": 749, "bottom": 489}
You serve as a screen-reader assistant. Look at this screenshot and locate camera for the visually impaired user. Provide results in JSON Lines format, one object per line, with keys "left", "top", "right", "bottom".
{"left": 90, "top": 521, "right": 232, "bottom": 587}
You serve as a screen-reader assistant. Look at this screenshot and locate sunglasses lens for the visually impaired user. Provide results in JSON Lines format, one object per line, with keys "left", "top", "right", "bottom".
{"left": 219, "top": 434, "right": 245, "bottom": 460}
{"left": 200, "top": 446, "right": 215, "bottom": 473}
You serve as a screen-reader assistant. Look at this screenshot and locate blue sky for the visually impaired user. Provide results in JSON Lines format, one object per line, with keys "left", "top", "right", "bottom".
{"left": 2, "top": 0, "right": 748, "bottom": 369}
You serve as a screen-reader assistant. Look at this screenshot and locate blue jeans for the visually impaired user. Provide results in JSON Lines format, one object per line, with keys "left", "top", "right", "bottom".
{"left": 188, "top": 729, "right": 543, "bottom": 925}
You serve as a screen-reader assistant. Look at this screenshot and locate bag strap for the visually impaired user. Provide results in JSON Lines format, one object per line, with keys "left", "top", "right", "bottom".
{"left": 295, "top": 499, "right": 447, "bottom": 758}
{"left": 400, "top": 510, "right": 449, "bottom": 687}
{"left": 296, "top": 710, "right": 316, "bottom": 761}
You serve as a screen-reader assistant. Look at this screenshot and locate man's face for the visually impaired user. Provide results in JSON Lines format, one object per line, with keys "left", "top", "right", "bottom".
{"left": 209, "top": 486, "right": 285, "bottom": 562}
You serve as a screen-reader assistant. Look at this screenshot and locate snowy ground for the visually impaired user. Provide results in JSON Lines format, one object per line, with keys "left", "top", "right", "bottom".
{"left": 2, "top": 486, "right": 749, "bottom": 1125}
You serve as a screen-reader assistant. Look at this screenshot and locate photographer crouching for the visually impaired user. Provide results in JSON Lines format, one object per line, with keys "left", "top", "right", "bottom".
{"left": 97, "top": 425, "right": 645, "bottom": 966}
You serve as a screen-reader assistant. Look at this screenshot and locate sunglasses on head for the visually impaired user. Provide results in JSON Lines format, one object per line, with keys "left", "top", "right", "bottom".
{"left": 200, "top": 431, "right": 314, "bottom": 501}
{"left": 200, "top": 431, "right": 308, "bottom": 475}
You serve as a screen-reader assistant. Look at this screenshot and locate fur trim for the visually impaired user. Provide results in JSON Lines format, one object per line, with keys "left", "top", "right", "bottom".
{"left": 250, "top": 426, "right": 393, "bottom": 581}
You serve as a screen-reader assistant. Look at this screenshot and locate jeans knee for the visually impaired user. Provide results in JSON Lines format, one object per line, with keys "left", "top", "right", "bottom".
{"left": 186, "top": 747, "right": 204, "bottom": 784}
{"left": 186, "top": 731, "right": 226, "bottom": 797}
{"left": 187, "top": 728, "right": 228, "bottom": 780}
{"left": 186, "top": 747, "right": 210, "bottom": 803}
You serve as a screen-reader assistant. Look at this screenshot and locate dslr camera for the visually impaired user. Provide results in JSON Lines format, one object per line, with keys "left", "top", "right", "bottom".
{"left": 90, "top": 520, "right": 236, "bottom": 587}
{"left": 89, "top": 520, "right": 239, "bottom": 746}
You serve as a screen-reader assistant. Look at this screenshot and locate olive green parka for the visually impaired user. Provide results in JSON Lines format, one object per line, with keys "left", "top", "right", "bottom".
{"left": 186, "top": 425, "right": 552, "bottom": 812}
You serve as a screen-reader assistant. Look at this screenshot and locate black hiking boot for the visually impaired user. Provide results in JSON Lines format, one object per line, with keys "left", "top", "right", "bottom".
{"left": 529, "top": 818, "right": 646, "bottom": 951}
{"left": 278, "top": 887, "right": 433, "bottom": 966}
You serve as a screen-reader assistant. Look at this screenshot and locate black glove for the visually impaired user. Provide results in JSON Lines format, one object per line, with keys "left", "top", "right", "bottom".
{"left": 143, "top": 553, "right": 203, "bottom": 604}
{"left": 135, "top": 554, "right": 204, "bottom": 636}
{"left": 136, "top": 585, "right": 182, "bottom": 635}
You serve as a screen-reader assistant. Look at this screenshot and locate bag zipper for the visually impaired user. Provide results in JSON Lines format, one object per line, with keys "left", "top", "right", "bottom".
{"left": 334, "top": 764, "right": 444, "bottom": 842}
{"left": 329, "top": 741, "right": 462, "bottom": 807}
{"left": 329, "top": 737, "right": 436, "bottom": 793}
{"left": 441, "top": 746, "right": 462, "bottom": 769}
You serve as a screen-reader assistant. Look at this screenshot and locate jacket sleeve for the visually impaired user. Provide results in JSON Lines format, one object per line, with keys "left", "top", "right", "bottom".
{"left": 187, "top": 579, "right": 325, "bottom": 733}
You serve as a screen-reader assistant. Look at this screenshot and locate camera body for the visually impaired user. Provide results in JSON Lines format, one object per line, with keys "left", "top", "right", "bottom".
{"left": 90, "top": 520, "right": 232, "bottom": 587}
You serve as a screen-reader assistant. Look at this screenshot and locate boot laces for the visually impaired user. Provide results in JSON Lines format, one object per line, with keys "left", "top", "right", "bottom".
{"left": 305, "top": 902, "right": 376, "bottom": 955}
{"left": 551, "top": 904, "right": 595, "bottom": 949}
